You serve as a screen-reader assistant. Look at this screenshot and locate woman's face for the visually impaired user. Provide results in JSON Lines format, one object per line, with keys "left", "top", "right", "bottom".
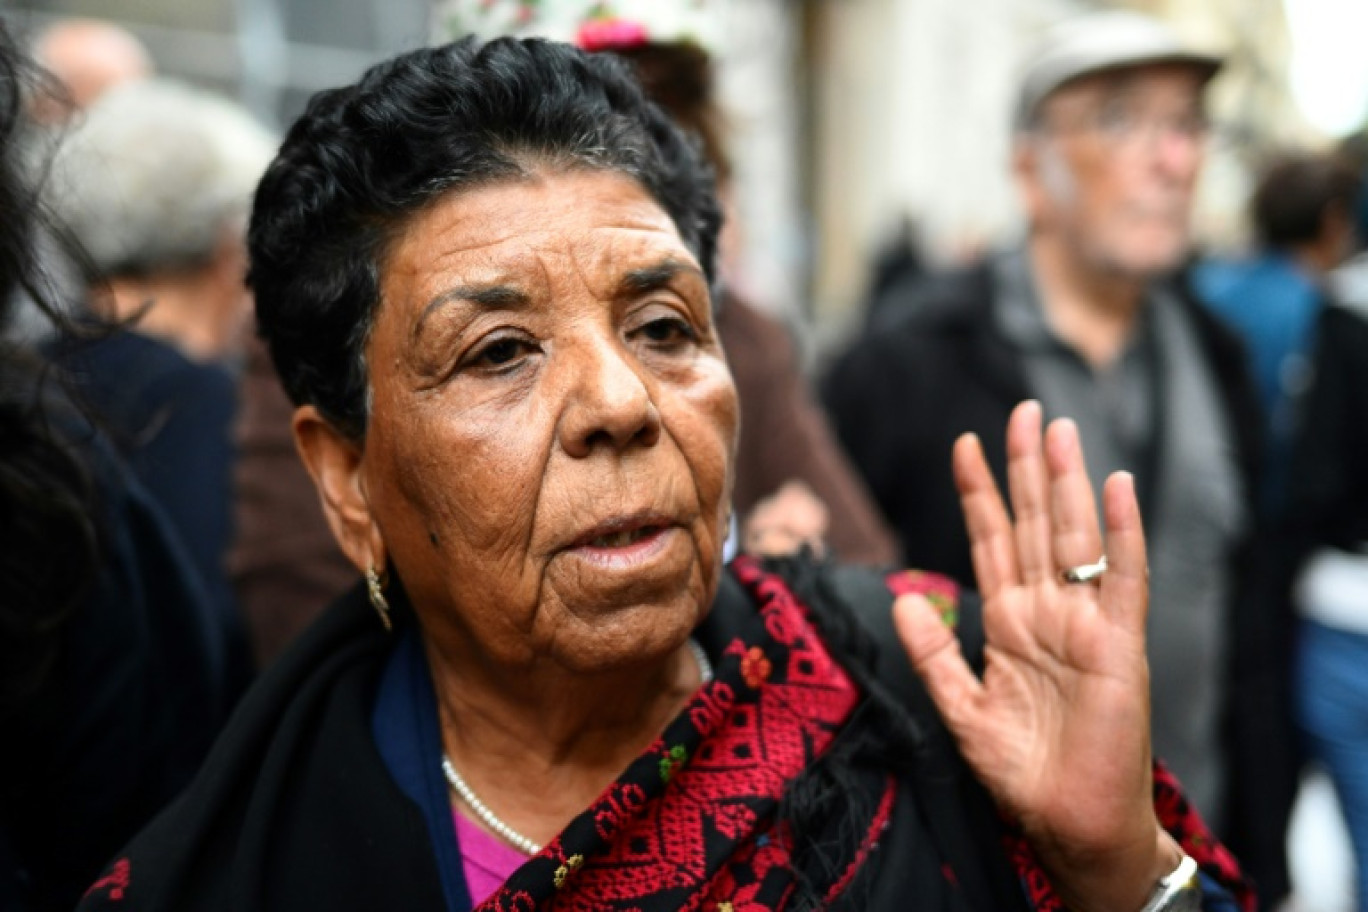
{"left": 361, "top": 170, "right": 737, "bottom": 674}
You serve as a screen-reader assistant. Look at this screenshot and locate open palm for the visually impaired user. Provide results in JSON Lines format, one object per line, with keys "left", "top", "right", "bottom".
{"left": 895, "top": 401, "right": 1176, "bottom": 911}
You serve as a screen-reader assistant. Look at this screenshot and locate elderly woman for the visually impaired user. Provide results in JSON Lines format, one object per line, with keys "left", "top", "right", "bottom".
{"left": 79, "top": 38, "right": 1248, "bottom": 912}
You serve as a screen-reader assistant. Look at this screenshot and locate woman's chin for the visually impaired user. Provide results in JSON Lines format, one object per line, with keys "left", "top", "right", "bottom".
{"left": 537, "top": 531, "right": 710, "bottom": 657}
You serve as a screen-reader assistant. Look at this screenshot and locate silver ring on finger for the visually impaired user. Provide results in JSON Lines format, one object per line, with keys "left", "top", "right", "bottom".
{"left": 1060, "top": 555, "right": 1107, "bottom": 584}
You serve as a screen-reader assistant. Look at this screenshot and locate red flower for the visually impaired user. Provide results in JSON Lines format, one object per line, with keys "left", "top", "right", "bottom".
{"left": 740, "top": 647, "right": 772, "bottom": 688}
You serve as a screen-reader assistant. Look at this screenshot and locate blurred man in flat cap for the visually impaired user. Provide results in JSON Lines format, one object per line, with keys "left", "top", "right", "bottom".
{"left": 826, "top": 12, "right": 1293, "bottom": 905}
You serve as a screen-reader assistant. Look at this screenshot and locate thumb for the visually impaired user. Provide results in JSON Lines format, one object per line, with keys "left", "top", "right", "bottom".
{"left": 893, "top": 593, "right": 984, "bottom": 730}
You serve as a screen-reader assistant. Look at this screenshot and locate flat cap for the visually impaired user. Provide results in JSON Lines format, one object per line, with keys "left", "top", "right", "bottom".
{"left": 1014, "top": 11, "right": 1223, "bottom": 129}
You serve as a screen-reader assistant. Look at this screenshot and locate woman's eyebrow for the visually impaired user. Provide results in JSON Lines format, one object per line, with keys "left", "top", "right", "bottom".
{"left": 618, "top": 260, "right": 706, "bottom": 297}
{"left": 414, "top": 284, "right": 531, "bottom": 338}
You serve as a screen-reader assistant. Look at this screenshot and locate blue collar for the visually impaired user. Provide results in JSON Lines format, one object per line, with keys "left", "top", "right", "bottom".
{"left": 371, "top": 625, "right": 472, "bottom": 912}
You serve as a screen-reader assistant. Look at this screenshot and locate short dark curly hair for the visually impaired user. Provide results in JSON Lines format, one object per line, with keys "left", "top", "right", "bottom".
{"left": 248, "top": 36, "right": 722, "bottom": 440}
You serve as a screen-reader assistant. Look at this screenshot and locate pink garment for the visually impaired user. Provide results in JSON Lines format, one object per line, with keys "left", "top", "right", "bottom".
{"left": 453, "top": 808, "right": 528, "bottom": 904}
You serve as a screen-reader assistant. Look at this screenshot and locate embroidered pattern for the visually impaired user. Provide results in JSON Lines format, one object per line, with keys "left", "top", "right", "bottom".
{"left": 476, "top": 557, "right": 863, "bottom": 911}
{"left": 84, "top": 858, "right": 131, "bottom": 902}
{"left": 887, "top": 569, "right": 961, "bottom": 627}
{"left": 553, "top": 855, "right": 584, "bottom": 890}
{"left": 658, "top": 745, "right": 688, "bottom": 784}
{"left": 739, "top": 646, "right": 772, "bottom": 689}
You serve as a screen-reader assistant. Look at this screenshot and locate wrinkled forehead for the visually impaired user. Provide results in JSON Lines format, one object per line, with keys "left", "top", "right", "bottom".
{"left": 377, "top": 171, "right": 704, "bottom": 316}
{"left": 387, "top": 167, "right": 688, "bottom": 260}
{"left": 1040, "top": 62, "right": 1211, "bottom": 115}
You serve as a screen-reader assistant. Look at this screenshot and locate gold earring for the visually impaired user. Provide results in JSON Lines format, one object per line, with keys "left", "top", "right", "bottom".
{"left": 365, "top": 565, "right": 393, "bottom": 633}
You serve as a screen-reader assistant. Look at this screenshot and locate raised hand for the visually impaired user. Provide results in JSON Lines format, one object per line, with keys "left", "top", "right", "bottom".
{"left": 893, "top": 401, "right": 1182, "bottom": 912}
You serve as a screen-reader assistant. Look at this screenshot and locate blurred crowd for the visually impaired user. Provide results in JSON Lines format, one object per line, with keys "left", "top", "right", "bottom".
{"left": 1, "top": 3, "right": 1366, "bottom": 911}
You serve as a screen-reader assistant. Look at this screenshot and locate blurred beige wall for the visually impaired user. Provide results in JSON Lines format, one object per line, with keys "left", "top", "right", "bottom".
{"left": 807, "top": 0, "right": 1083, "bottom": 327}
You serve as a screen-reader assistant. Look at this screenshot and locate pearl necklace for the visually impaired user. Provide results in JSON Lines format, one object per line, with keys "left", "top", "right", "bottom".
{"left": 441, "top": 755, "right": 543, "bottom": 854}
{"left": 688, "top": 637, "right": 714, "bottom": 686}
{"left": 441, "top": 638, "right": 714, "bottom": 856}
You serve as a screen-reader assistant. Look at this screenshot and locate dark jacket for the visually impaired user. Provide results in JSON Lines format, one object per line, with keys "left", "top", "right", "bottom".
{"left": 822, "top": 258, "right": 1294, "bottom": 905}
{"left": 1, "top": 375, "right": 235, "bottom": 912}
{"left": 1282, "top": 300, "right": 1368, "bottom": 556}
{"left": 50, "top": 330, "right": 248, "bottom": 688}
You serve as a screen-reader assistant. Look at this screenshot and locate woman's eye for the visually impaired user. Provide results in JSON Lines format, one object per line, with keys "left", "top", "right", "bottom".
{"left": 637, "top": 316, "right": 697, "bottom": 347}
{"left": 471, "top": 337, "right": 530, "bottom": 369}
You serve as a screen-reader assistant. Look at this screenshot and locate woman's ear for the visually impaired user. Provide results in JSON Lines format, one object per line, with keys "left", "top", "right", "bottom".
{"left": 292, "top": 405, "right": 384, "bottom": 574}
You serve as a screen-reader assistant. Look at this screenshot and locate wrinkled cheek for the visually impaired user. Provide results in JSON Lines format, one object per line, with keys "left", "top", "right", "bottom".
{"left": 384, "top": 430, "right": 540, "bottom": 573}
{"left": 697, "top": 376, "right": 740, "bottom": 504}
{"left": 443, "top": 469, "right": 538, "bottom": 552}
{"left": 692, "top": 379, "right": 741, "bottom": 549}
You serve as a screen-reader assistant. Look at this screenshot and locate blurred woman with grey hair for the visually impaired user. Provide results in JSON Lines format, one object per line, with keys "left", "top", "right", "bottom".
{"left": 48, "top": 77, "right": 275, "bottom": 360}
{"left": 46, "top": 77, "right": 277, "bottom": 682}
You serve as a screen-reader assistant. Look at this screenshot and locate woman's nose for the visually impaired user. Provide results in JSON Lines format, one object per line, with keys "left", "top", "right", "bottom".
{"left": 556, "top": 336, "right": 661, "bottom": 458}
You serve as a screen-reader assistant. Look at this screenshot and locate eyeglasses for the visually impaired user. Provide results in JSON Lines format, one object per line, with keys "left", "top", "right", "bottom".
{"left": 1042, "top": 101, "right": 1211, "bottom": 152}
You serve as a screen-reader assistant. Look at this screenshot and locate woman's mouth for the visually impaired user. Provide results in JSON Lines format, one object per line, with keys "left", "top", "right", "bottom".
{"left": 587, "top": 525, "right": 662, "bottom": 548}
{"left": 570, "top": 511, "right": 674, "bottom": 549}
{"left": 563, "top": 513, "right": 686, "bottom": 572}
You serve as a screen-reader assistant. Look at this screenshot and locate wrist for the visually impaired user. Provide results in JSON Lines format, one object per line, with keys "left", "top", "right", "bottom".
{"left": 1039, "top": 826, "right": 1183, "bottom": 912}
{"left": 1138, "top": 851, "right": 1202, "bottom": 912}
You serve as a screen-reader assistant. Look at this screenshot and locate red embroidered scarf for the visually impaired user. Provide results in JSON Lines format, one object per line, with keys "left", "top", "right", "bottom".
{"left": 475, "top": 557, "right": 887, "bottom": 911}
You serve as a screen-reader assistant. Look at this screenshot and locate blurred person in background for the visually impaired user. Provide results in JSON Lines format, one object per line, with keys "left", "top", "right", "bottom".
{"left": 1192, "top": 154, "right": 1361, "bottom": 911}
{"left": 231, "top": 332, "right": 361, "bottom": 666}
{"left": 45, "top": 77, "right": 277, "bottom": 691}
{"left": 1193, "top": 152, "right": 1360, "bottom": 521}
{"left": 0, "top": 18, "right": 232, "bottom": 910}
{"left": 29, "top": 18, "right": 152, "bottom": 124}
{"left": 3, "top": 18, "right": 154, "bottom": 343}
{"left": 823, "top": 11, "right": 1290, "bottom": 905}
{"left": 1267, "top": 156, "right": 1368, "bottom": 912}
{"left": 858, "top": 214, "right": 931, "bottom": 332}
{"left": 1329, "top": 129, "right": 1368, "bottom": 313}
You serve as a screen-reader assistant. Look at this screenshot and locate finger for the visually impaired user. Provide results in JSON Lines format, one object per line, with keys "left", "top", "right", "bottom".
{"left": 953, "top": 432, "right": 1018, "bottom": 600}
{"left": 1004, "top": 401, "right": 1053, "bottom": 584}
{"left": 1099, "top": 472, "right": 1149, "bottom": 631}
{"left": 1044, "top": 418, "right": 1104, "bottom": 573}
{"left": 893, "top": 593, "right": 984, "bottom": 731}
